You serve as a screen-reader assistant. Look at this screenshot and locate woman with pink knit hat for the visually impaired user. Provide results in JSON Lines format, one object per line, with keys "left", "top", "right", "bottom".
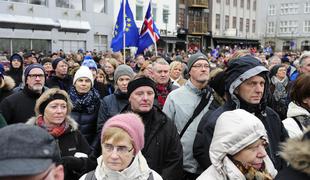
{"left": 80, "top": 112, "right": 162, "bottom": 180}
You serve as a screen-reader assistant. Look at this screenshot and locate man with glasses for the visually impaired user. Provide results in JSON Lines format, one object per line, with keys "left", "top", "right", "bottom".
{"left": 0, "top": 64, "right": 47, "bottom": 124}
{"left": 163, "top": 52, "right": 216, "bottom": 180}
{"left": 0, "top": 123, "right": 64, "bottom": 180}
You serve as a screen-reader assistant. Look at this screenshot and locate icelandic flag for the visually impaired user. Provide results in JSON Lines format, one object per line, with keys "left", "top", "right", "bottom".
{"left": 136, "top": 2, "right": 160, "bottom": 54}
{"left": 111, "top": 0, "right": 139, "bottom": 52}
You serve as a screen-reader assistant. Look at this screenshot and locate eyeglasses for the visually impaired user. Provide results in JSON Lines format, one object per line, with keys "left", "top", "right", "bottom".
{"left": 192, "top": 63, "right": 210, "bottom": 69}
{"left": 102, "top": 143, "right": 133, "bottom": 154}
{"left": 28, "top": 74, "right": 45, "bottom": 79}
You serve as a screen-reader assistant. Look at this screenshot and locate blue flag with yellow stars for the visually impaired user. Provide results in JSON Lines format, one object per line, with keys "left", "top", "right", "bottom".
{"left": 111, "top": 0, "right": 139, "bottom": 52}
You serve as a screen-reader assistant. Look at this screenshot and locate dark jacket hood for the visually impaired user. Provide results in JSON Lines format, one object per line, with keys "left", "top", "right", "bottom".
{"left": 224, "top": 55, "right": 269, "bottom": 109}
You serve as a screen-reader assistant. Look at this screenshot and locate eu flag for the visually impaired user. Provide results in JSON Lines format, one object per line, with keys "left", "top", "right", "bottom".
{"left": 111, "top": 0, "right": 139, "bottom": 52}
{"left": 136, "top": 2, "right": 160, "bottom": 54}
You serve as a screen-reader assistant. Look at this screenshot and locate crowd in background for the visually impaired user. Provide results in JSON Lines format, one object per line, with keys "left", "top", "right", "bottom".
{"left": 0, "top": 46, "right": 309, "bottom": 180}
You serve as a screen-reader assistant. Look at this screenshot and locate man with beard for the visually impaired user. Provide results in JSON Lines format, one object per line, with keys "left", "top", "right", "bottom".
{"left": 163, "top": 52, "right": 216, "bottom": 180}
{"left": 0, "top": 64, "right": 47, "bottom": 124}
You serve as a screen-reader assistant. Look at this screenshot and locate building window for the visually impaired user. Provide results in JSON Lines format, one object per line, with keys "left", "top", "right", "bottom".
{"left": 253, "top": 0, "right": 256, "bottom": 10}
{"left": 239, "top": 17, "right": 243, "bottom": 32}
{"left": 247, "top": 0, "right": 250, "bottom": 9}
{"left": 226, "top": 0, "right": 230, "bottom": 5}
{"left": 267, "top": 21, "right": 275, "bottom": 33}
{"left": 163, "top": 9, "right": 169, "bottom": 24}
{"left": 93, "top": 0, "right": 107, "bottom": 13}
{"left": 233, "top": 0, "right": 237, "bottom": 6}
{"left": 246, "top": 19, "right": 250, "bottom": 32}
{"left": 279, "top": 20, "right": 297, "bottom": 33}
{"left": 225, "top": 15, "right": 229, "bottom": 30}
{"left": 304, "top": 20, "right": 310, "bottom": 32}
{"left": 94, "top": 34, "right": 108, "bottom": 51}
{"left": 252, "top": 20, "right": 256, "bottom": 33}
{"left": 233, "top": 16, "right": 237, "bottom": 28}
{"left": 152, "top": 5, "right": 157, "bottom": 22}
{"left": 241, "top": 0, "right": 244, "bottom": 8}
{"left": 178, "top": 8, "right": 185, "bottom": 27}
{"left": 305, "top": 2, "right": 310, "bottom": 13}
{"left": 7, "top": 0, "right": 47, "bottom": 6}
{"left": 56, "top": 0, "right": 83, "bottom": 11}
{"left": 268, "top": 5, "right": 276, "bottom": 15}
{"left": 280, "top": 3, "right": 298, "bottom": 15}
{"left": 216, "top": 14, "right": 220, "bottom": 29}
{"left": 136, "top": 4, "right": 143, "bottom": 21}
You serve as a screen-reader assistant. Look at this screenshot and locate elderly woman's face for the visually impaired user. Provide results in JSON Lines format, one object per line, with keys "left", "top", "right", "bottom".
{"left": 74, "top": 77, "right": 92, "bottom": 94}
{"left": 44, "top": 99, "right": 67, "bottom": 126}
{"left": 102, "top": 135, "right": 134, "bottom": 171}
{"left": 232, "top": 139, "right": 267, "bottom": 170}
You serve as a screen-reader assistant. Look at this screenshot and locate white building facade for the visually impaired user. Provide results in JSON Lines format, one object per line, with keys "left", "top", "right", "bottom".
{"left": 210, "top": 0, "right": 260, "bottom": 48}
{"left": 0, "top": 0, "right": 177, "bottom": 55}
{"left": 262, "top": 0, "right": 310, "bottom": 52}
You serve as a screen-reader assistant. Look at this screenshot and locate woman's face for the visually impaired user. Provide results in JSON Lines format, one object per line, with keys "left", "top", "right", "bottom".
{"left": 302, "top": 97, "right": 310, "bottom": 110}
{"left": 96, "top": 73, "right": 105, "bottom": 83}
{"left": 44, "top": 99, "right": 67, "bottom": 126}
{"left": 11, "top": 59, "right": 22, "bottom": 69}
{"left": 43, "top": 62, "right": 53, "bottom": 72}
{"left": 170, "top": 64, "right": 182, "bottom": 80}
{"left": 117, "top": 75, "right": 131, "bottom": 93}
{"left": 74, "top": 77, "right": 92, "bottom": 94}
{"left": 102, "top": 136, "right": 134, "bottom": 171}
{"left": 104, "top": 62, "right": 115, "bottom": 76}
{"left": 143, "top": 64, "right": 153, "bottom": 78}
{"left": 276, "top": 67, "right": 287, "bottom": 80}
{"left": 232, "top": 139, "right": 267, "bottom": 170}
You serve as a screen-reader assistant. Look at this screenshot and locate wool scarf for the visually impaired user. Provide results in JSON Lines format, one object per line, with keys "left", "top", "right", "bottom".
{"left": 36, "top": 115, "right": 69, "bottom": 137}
{"left": 69, "top": 86, "right": 100, "bottom": 114}
{"left": 156, "top": 84, "right": 169, "bottom": 109}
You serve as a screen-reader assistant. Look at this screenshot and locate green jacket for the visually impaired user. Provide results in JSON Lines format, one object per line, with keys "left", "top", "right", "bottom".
{"left": 0, "top": 113, "right": 7, "bottom": 128}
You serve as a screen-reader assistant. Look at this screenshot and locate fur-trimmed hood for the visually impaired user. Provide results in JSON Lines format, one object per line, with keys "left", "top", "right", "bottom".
{"left": 1, "top": 75, "right": 15, "bottom": 91}
{"left": 280, "top": 131, "right": 310, "bottom": 175}
{"left": 26, "top": 115, "right": 79, "bottom": 131}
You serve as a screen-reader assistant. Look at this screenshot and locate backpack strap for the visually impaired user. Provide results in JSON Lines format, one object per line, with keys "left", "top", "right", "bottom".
{"left": 85, "top": 170, "right": 96, "bottom": 180}
{"left": 292, "top": 117, "right": 304, "bottom": 131}
{"left": 147, "top": 171, "right": 154, "bottom": 180}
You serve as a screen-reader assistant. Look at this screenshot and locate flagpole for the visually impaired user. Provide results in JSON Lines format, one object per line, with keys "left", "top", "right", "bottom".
{"left": 123, "top": 0, "right": 126, "bottom": 64}
{"left": 150, "top": 0, "right": 158, "bottom": 56}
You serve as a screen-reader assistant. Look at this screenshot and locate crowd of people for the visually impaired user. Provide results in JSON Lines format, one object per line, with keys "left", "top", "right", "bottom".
{"left": 0, "top": 47, "right": 309, "bottom": 180}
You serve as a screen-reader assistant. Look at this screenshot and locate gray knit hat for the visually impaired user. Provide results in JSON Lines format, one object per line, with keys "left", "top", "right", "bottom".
{"left": 114, "top": 64, "right": 135, "bottom": 81}
{"left": 187, "top": 52, "right": 209, "bottom": 71}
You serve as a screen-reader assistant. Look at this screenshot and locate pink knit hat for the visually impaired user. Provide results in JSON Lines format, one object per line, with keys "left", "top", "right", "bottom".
{"left": 101, "top": 113, "right": 145, "bottom": 155}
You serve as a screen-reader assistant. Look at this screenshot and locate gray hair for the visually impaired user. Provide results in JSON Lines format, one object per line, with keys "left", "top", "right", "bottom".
{"left": 299, "top": 51, "right": 310, "bottom": 67}
{"left": 152, "top": 58, "right": 169, "bottom": 70}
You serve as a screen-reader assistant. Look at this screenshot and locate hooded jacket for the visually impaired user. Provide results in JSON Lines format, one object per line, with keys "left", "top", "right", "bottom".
{"left": 275, "top": 130, "right": 310, "bottom": 180}
{"left": 79, "top": 152, "right": 163, "bottom": 180}
{"left": 197, "top": 109, "right": 277, "bottom": 180}
{"left": 0, "top": 75, "right": 15, "bottom": 102}
{"left": 6, "top": 53, "right": 23, "bottom": 87}
{"left": 194, "top": 55, "right": 288, "bottom": 171}
{"left": 283, "top": 102, "right": 310, "bottom": 138}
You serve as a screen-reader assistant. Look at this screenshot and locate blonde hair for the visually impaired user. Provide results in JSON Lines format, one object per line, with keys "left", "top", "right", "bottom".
{"left": 101, "top": 127, "right": 133, "bottom": 145}
{"left": 34, "top": 88, "right": 73, "bottom": 116}
{"left": 169, "top": 61, "right": 182, "bottom": 71}
{"left": 105, "top": 58, "right": 118, "bottom": 70}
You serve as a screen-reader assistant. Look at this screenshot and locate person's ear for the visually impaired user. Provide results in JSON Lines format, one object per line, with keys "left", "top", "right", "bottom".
{"left": 53, "top": 165, "right": 64, "bottom": 180}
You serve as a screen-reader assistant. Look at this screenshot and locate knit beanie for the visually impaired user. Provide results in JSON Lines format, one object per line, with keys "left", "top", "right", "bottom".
{"left": 10, "top": 53, "right": 23, "bottom": 63}
{"left": 101, "top": 113, "right": 145, "bottom": 155}
{"left": 24, "top": 64, "right": 45, "bottom": 81}
{"left": 187, "top": 52, "right": 209, "bottom": 71}
{"left": 114, "top": 64, "right": 135, "bottom": 82}
{"left": 0, "top": 64, "right": 4, "bottom": 79}
{"left": 52, "top": 58, "right": 66, "bottom": 70}
{"left": 73, "top": 66, "right": 94, "bottom": 86}
{"left": 269, "top": 64, "right": 284, "bottom": 78}
{"left": 127, "top": 76, "right": 156, "bottom": 97}
{"left": 82, "top": 57, "right": 97, "bottom": 71}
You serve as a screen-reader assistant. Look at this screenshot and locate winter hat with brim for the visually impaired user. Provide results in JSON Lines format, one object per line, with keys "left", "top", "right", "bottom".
{"left": 101, "top": 113, "right": 145, "bottom": 155}
{"left": 0, "top": 124, "right": 61, "bottom": 177}
{"left": 187, "top": 52, "right": 209, "bottom": 71}
{"left": 73, "top": 66, "right": 94, "bottom": 86}
{"left": 114, "top": 64, "right": 135, "bottom": 82}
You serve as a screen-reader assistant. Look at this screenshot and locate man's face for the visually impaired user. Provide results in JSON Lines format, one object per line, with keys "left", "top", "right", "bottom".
{"left": 129, "top": 86, "right": 155, "bottom": 113}
{"left": 235, "top": 75, "right": 265, "bottom": 104}
{"left": 26, "top": 68, "right": 45, "bottom": 93}
{"left": 136, "top": 55, "right": 145, "bottom": 66}
{"left": 189, "top": 60, "right": 210, "bottom": 85}
{"left": 55, "top": 61, "right": 68, "bottom": 77}
{"left": 300, "top": 57, "right": 310, "bottom": 74}
{"left": 24, "top": 56, "right": 34, "bottom": 66}
{"left": 152, "top": 64, "right": 170, "bottom": 85}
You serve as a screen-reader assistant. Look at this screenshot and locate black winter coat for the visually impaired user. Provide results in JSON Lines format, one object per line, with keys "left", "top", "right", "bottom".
{"left": 0, "top": 86, "right": 43, "bottom": 124}
{"left": 46, "top": 75, "right": 73, "bottom": 91}
{"left": 122, "top": 105, "right": 183, "bottom": 180}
